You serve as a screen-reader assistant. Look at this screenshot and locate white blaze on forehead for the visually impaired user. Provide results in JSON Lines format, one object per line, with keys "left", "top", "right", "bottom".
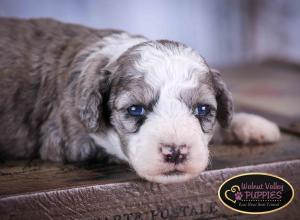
{"left": 135, "top": 44, "right": 209, "bottom": 93}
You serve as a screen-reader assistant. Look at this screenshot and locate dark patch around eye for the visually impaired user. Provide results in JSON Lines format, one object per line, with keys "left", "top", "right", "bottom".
{"left": 120, "top": 109, "right": 147, "bottom": 134}
{"left": 125, "top": 95, "right": 159, "bottom": 133}
{"left": 135, "top": 116, "right": 147, "bottom": 132}
{"left": 197, "top": 109, "right": 217, "bottom": 133}
{"left": 147, "top": 94, "right": 160, "bottom": 111}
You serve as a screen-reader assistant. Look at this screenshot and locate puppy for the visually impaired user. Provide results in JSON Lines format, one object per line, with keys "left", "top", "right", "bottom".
{"left": 0, "top": 18, "right": 280, "bottom": 183}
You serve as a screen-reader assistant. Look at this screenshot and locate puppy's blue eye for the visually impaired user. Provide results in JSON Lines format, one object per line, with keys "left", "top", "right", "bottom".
{"left": 127, "top": 105, "right": 145, "bottom": 116}
{"left": 194, "top": 104, "right": 211, "bottom": 117}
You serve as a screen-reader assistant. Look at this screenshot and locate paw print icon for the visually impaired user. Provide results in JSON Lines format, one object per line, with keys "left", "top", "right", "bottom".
{"left": 235, "top": 192, "right": 243, "bottom": 201}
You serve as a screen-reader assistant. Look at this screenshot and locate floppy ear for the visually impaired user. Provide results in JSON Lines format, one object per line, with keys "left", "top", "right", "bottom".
{"left": 76, "top": 67, "right": 112, "bottom": 132}
{"left": 211, "top": 69, "right": 233, "bottom": 128}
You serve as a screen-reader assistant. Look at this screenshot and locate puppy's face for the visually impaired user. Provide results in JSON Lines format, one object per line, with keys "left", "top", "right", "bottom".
{"left": 106, "top": 41, "right": 233, "bottom": 183}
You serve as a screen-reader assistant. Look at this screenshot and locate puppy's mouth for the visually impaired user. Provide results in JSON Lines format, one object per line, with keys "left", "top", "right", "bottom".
{"left": 163, "top": 169, "right": 185, "bottom": 176}
{"left": 140, "top": 168, "right": 199, "bottom": 183}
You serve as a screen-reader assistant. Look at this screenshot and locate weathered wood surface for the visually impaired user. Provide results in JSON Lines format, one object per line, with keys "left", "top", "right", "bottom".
{"left": 0, "top": 160, "right": 299, "bottom": 220}
{"left": 222, "top": 62, "right": 300, "bottom": 119}
{"left": 0, "top": 141, "right": 299, "bottom": 218}
{"left": 222, "top": 62, "right": 300, "bottom": 136}
{"left": 0, "top": 132, "right": 299, "bottom": 219}
{"left": 0, "top": 63, "right": 299, "bottom": 219}
{"left": 0, "top": 133, "right": 299, "bottom": 197}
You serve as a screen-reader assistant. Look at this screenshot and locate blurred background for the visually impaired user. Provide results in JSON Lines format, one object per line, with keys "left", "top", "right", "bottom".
{"left": 1, "top": 0, "right": 300, "bottom": 204}
{"left": 1, "top": 0, "right": 300, "bottom": 121}
{"left": 1, "top": 0, "right": 300, "bottom": 67}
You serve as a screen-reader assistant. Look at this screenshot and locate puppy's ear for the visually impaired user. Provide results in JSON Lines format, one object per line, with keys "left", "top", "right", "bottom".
{"left": 211, "top": 69, "right": 233, "bottom": 128}
{"left": 76, "top": 68, "right": 112, "bottom": 132}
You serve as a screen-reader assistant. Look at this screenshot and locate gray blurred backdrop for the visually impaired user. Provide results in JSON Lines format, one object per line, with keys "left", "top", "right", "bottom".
{"left": 1, "top": 0, "right": 300, "bottom": 67}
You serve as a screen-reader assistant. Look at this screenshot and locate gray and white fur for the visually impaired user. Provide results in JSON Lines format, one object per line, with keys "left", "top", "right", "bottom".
{"left": 0, "top": 18, "right": 280, "bottom": 183}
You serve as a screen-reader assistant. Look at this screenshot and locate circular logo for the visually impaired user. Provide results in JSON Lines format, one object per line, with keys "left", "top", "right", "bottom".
{"left": 218, "top": 173, "right": 294, "bottom": 214}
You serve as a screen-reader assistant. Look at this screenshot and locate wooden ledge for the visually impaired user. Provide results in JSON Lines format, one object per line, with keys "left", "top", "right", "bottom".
{"left": 0, "top": 131, "right": 299, "bottom": 219}
{"left": 1, "top": 132, "right": 299, "bottom": 197}
{"left": 1, "top": 62, "right": 300, "bottom": 219}
{"left": 0, "top": 160, "right": 299, "bottom": 219}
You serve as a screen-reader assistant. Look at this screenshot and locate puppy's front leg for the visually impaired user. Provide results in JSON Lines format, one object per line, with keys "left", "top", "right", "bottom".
{"left": 40, "top": 118, "right": 101, "bottom": 162}
{"left": 64, "top": 135, "right": 99, "bottom": 162}
{"left": 214, "top": 113, "right": 281, "bottom": 145}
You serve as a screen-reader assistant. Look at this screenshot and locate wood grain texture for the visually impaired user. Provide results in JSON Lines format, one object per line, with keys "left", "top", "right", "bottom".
{"left": 0, "top": 160, "right": 299, "bottom": 219}
{"left": 0, "top": 133, "right": 299, "bottom": 197}
{"left": 221, "top": 63, "right": 300, "bottom": 118}
{"left": 0, "top": 62, "right": 300, "bottom": 219}
{"left": 220, "top": 62, "right": 300, "bottom": 137}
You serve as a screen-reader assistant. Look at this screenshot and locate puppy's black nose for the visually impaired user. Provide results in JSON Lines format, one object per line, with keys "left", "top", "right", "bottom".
{"left": 161, "top": 144, "right": 188, "bottom": 164}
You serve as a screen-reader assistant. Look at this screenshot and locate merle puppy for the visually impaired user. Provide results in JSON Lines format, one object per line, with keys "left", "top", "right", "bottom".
{"left": 0, "top": 18, "right": 280, "bottom": 183}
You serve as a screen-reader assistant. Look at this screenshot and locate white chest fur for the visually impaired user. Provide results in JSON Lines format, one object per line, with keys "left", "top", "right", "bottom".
{"left": 90, "top": 129, "right": 128, "bottom": 162}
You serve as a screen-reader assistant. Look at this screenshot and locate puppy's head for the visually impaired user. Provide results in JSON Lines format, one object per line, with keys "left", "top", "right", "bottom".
{"left": 80, "top": 40, "right": 233, "bottom": 183}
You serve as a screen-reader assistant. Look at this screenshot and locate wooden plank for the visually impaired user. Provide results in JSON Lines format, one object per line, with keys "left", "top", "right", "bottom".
{"left": 0, "top": 132, "right": 299, "bottom": 198}
{"left": 220, "top": 62, "right": 300, "bottom": 135}
{"left": 210, "top": 133, "right": 300, "bottom": 170}
{"left": 0, "top": 160, "right": 299, "bottom": 220}
{"left": 0, "top": 63, "right": 299, "bottom": 219}
{"left": 0, "top": 162, "right": 137, "bottom": 197}
{"left": 220, "top": 63, "right": 300, "bottom": 118}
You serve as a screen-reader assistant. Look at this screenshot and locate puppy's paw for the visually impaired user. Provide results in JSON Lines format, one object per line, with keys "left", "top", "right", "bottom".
{"left": 223, "top": 113, "right": 281, "bottom": 145}
{"left": 65, "top": 139, "right": 98, "bottom": 162}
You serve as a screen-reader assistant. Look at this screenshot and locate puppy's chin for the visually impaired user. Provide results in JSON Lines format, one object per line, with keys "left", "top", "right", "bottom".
{"left": 129, "top": 157, "right": 209, "bottom": 184}
{"left": 141, "top": 172, "right": 200, "bottom": 184}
